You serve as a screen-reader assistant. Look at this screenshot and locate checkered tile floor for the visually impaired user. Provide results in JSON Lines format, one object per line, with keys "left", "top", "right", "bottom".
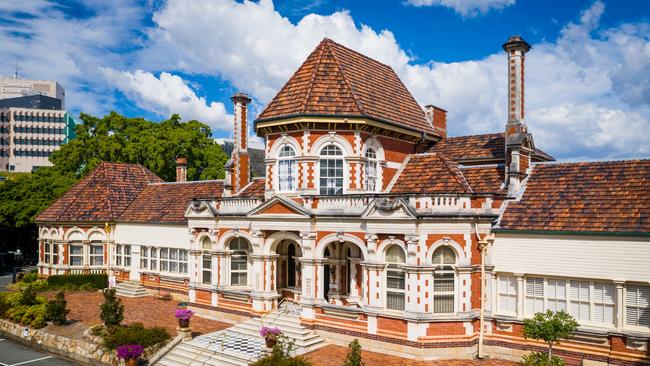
{"left": 190, "top": 330, "right": 264, "bottom": 359}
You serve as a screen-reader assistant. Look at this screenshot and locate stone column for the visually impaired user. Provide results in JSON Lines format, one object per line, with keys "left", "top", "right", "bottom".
{"left": 515, "top": 273, "right": 525, "bottom": 320}
{"left": 348, "top": 258, "right": 362, "bottom": 303}
{"left": 614, "top": 281, "right": 625, "bottom": 331}
{"left": 82, "top": 240, "right": 91, "bottom": 270}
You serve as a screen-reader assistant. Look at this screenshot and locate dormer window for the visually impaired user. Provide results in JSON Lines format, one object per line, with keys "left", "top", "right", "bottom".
{"left": 277, "top": 145, "right": 296, "bottom": 192}
{"left": 319, "top": 144, "right": 344, "bottom": 195}
{"left": 365, "top": 148, "right": 378, "bottom": 192}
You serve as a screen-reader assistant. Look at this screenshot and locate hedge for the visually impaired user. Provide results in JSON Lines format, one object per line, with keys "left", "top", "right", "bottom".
{"left": 46, "top": 274, "right": 107, "bottom": 290}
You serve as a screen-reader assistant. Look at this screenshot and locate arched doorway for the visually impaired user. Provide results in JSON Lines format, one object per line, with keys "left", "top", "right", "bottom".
{"left": 321, "top": 241, "right": 364, "bottom": 305}
{"left": 274, "top": 239, "right": 302, "bottom": 301}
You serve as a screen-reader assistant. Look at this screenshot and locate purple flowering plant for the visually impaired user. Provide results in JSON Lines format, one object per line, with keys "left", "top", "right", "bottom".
{"left": 259, "top": 326, "right": 281, "bottom": 338}
{"left": 174, "top": 309, "right": 194, "bottom": 321}
{"left": 116, "top": 344, "right": 144, "bottom": 359}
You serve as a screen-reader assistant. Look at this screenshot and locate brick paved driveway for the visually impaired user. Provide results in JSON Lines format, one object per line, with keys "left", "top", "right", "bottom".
{"left": 58, "top": 291, "right": 230, "bottom": 336}
{"left": 304, "top": 345, "right": 519, "bottom": 366}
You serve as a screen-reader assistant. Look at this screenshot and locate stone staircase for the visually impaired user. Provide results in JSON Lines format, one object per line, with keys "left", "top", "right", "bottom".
{"left": 155, "top": 301, "right": 325, "bottom": 365}
{"left": 113, "top": 280, "right": 149, "bottom": 298}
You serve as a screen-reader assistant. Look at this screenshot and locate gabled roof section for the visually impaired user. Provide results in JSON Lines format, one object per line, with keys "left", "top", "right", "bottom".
{"left": 36, "top": 162, "right": 162, "bottom": 223}
{"left": 390, "top": 153, "right": 472, "bottom": 194}
{"left": 498, "top": 159, "right": 650, "bottom": 235}
{"left": 247, "top": 196, "right": 311, "bottom": 217}
{"left": 119, "top": 181, "right": 224, "bottom": 224}
{"left": 461, "top": 165, "right": 507, "bottom": 195}
{"left": 238, "top": 177, "right": 265, "bottom": 197}
{"left": 430, "top": 132, "right": 554, "bottom": 164}
{"left": 257, "top": 38, "right": 437, "bottom": 136}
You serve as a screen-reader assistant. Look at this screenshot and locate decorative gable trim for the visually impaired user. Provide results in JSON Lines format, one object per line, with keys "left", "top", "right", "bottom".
{"left": 247, "top": 196, "right": 312, "bottom": 217}
{"left": 361, "top": 197, "right": 417, "bottom": 219}
{"left": 184, "top": 199, "right": 217, "bottom": 219}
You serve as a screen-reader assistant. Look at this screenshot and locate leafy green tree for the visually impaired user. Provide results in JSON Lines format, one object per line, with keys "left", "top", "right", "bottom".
{"left": 523, "top": 310, "right": 579, "bottom": 364}
{"left": 100, "top": 289, "right": 124, "bottom": 327}
{"left": 46, "top": 290, "right": 69, "bottom": 325}
{"left": 343, "top": 339, "right": 364, "bottom": 366}
{"left": 0, "top": 112, "right": 228, "bottom": 257}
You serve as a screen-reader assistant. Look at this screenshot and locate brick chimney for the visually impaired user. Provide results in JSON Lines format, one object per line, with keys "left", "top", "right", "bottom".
{"left": 227, "top": 92, "right": 251, "bottom": 193}
{"left": 503, "top": 35, "right": 532, "bottom": 196}
{"left": 425, "top": 105, "right": 447, "bottom": 138}
{"left": 175, "top": 156, "right": 187, "bottom": 182}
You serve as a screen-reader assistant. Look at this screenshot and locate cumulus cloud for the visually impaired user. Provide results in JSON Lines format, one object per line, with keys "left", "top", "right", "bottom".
{"left": 404, "top": 0, "right": 515, "bottom": 17}
{"left": 136, "top": 0, "right": 649, "bottom": 160}
{"left": 101, "top": 69, "right": 233, "bottom": 131}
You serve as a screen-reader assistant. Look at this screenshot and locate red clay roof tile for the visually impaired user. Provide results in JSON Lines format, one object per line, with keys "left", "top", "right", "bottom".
{"left": 390, "top": 153, "right": 472, "bottom": 194}
{"left": 257, "top": 38, "right": 437, "bottom": 136}
{"left": 498, "top": 160, "right": 650, "bottom": 234}
{"left": 238, "top": 178, "right": 265, "bottom": 198}
{"left": 430, "top": 133, "right": 554, "bottom": 163}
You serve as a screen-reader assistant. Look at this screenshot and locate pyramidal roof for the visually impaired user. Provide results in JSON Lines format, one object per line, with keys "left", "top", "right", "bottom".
{"left": 257, "top": 38, "right": 437, "bottom": 136}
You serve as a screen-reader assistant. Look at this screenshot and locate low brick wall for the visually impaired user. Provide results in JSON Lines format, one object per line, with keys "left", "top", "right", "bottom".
{"left": 0, "top": 319, "right": 114, "bottom": 365}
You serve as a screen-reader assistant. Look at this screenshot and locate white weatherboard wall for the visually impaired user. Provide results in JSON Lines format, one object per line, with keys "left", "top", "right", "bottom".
{"left": 114, "top": 223, "right": 189, "bottom": 248}
{"left": 492, "top": 233, "right": 650, "bottom": 282}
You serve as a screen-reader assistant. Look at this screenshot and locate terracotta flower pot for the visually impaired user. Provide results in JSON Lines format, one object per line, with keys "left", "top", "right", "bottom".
{"left": 265, "top": 336, "right": 277, "bottom": 348}
{"left": 178, "top": 318, "right": 190, "bottom": 328}
{"left": 126, "top": 357, "right": 138, "bottom": 366}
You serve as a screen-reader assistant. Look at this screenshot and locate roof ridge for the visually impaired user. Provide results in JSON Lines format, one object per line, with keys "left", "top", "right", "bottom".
{"left": 443, "top": 132, "right": 504, "bottom": 140}
{"left": 323, "top": 38, "right": 394, "bottom": 70}
{"left": 437, "top": 153, "right": 473, "bottom": 193}
{"left": 148, "top": 180, "right": 225, "bottom": 186}
{"left": 325, "top": 40, "right": 366, "bottom": 115}
{"left": 300, "top": 41, "right": 326, "bottom": 114}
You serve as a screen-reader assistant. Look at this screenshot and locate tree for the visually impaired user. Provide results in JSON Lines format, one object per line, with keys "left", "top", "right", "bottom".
{"left": 343, "top": 339, "right": 364, "bottom": 366}
{"left": 100, "top": 289, "right": 124, "bottom": 327}
{"left": 0, "top": 112, "right": 228, "bottom": 257}
{"left": 46, "top": 290, "right": 69, "bottom": 325}
{"left": 523, "top": 310, "right": 579, "bottom": 364}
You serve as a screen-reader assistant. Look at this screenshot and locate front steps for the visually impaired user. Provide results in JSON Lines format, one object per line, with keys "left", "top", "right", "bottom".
{"left": 114, "top": 280, "right": 149, "bottom": 298}
{"left": 155, "top": 301, "right": 325, "bottom": 365}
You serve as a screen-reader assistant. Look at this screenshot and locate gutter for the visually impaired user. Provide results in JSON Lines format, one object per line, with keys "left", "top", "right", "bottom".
{"left": 492, "top": 229, "right": 650, "bottom": 237}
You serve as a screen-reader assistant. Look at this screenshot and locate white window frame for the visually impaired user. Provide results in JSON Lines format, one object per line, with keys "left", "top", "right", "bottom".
{"left": 149, "top": 247, "right": 158, "bottom": 271}
{"left": 364, "top": 148, "right": 378, "bottom": 192}
{"left": 89, "top": 243, "right": 104, "bottom": 266}
{"left": 525, "top": 277, "right": 545, "bottom": 316}
{"left": 432, "top": 246, "right": 456, "bottom": 314}
{"left": 115, "top": 244, "right": 131, "bottom": 268}
{"left": 202, "top": 254, "right": 212, "bottom": 285}
{"left": 625, "top": 284, "right": 650, "bottom": 329}
{"left": 44, "top": 241, "right": 51, "bottom": 264}
{"left": 384, "top": 245, "right": 406, "bottom": 311}
{"left": 51, "top": 242, "right": 58, "bottom": 265}
{"left": 229, "top": 238, "right": 250, "bottom": 287}
{"left": 318, "top": 144, "right": 345, "bottom": 195}
{"left": 140, "top": 246, "right": 149, "bottom": 270}
{"left": 69, "top": 242, "right": 83, "bottom": 266}
{"left": 546, "top": 279, "right": 567, "bottom": 313}
{"left": 498, "top": 275, "right": 517, "bottom": 315}
{"left": 276, "top": 145, "right": 297, "bottom": 192}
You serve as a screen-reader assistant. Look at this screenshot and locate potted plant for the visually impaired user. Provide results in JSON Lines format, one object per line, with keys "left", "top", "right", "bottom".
{"left": 260, "top": 326, "right": 281, "bottom": 348}
{"left": 174, "top": 309, "right": 194, "bottom": 328}
{"left": 116, "top": 344, "right": 144, "bottom": 366}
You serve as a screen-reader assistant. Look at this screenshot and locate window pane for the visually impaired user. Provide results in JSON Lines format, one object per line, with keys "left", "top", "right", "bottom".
{"left": 387, "top": 292, "right": 405, "bottom": 311}
{"left": 387, "top": 271, "right": 405, "bottom": 289}
{"left": 434, "top": 295, "right": 454, "bottom": 313}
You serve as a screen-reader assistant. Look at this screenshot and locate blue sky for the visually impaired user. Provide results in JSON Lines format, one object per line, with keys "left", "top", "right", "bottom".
{"left": 1, "top": 0, "right": 649, "bottom": 161}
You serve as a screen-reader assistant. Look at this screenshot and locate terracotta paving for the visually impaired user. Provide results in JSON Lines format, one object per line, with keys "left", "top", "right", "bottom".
{"left": 304, "top": 345, "right": 519, "bottom": 366}
{"left": 51, "top": 291, "right": 231, "bottom": 336}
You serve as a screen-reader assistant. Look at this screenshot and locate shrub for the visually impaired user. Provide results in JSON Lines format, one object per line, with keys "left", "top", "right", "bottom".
{"left": 46, "top": 290, "right": 69, "bottom": 325}
{"left": 46, "top": 274, "right": 107, "bottom": 291}
{"left": 19, "top": 285, "right": 37, "bottom": 306}
{"left": 20, "top": 303, "right": 48, "bottom": 328}
{"left": 523, "top": 310, "right": 579, "bottom": 364}
{"left": 30, "top": 280, "right": 49, "bottom": 292}
{"left": 101, "top": 322, "right": 171, "bottom": 350}
{"left": 100, "top": 289, "right": 124, "bottom": 327}
{"left": 22, "top": 272, "right": 38, "bottom": 283}
{"left": 522, "top": 352, "right": 566, "bottom": 366}
{"left": 343, "top": 339, "right": 364, "bottom": 366}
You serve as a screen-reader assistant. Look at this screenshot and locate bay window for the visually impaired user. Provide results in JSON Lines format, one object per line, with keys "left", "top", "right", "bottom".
{"left": 277, "top": 145, "right": 297, "bottom": 192}
{"left": 319, "top": 145, "right": 344, "bottom": 195}
{"left": 385, "top": 245, "right": 406, "bottom": 311}
{"left": 229, "top": 237, "right": 250, "bottom": 287}
{"left": 432, "top": 246, "right": 456, "bottom": 314}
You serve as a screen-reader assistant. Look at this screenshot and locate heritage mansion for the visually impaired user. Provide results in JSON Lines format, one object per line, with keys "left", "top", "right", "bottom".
{"left": 36, "top": 37, "right": 649, "bottom": 365}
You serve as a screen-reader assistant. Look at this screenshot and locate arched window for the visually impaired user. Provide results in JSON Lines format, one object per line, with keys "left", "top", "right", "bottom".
{"left": 277, "top": 145, "right": 297, "bottom": 192}
{"left": 364, "top": 148, "right": 378, "bottom": 192}
{"left": 201, "top": 237, "right": 212, "bottom": 250}
{"left": 432, "top": 246, "right": 456, "bottom": 313}
{"left": 319, "top": 144, "right": 344, "bottom": 195}
{"left": 229, "top": 237, "right": 250, "bottom": 287}
{"left": 385, "top": 245, "right": 406, "bottom": 311}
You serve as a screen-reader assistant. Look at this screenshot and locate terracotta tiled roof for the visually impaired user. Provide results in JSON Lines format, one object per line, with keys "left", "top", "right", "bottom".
{"left": 238, "top": 178, "right": 265, "bottom": 197}
{"left": 118, "top": 181, "right": 224, "bottom": 224}
{"left": 498, "top": 160, "right": 650, "bottom": 234}
{"left": 430, "top": 133, "right": 554, "bottom": 163}
{"left": 257, "top": 38, "right": 437, "bottom": 136}
{"left": 36, "top": 162, "right": 163, "bottom": 223}
{"left": 461, "top": 166, "right": 507, "bottom": 195}
{"left": 390, "top": 153, "right": 472, "bottom": 194}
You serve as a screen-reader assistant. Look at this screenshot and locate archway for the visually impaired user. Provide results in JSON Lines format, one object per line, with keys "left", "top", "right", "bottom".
{"left": 274, "top": 239, "right": 303, "bottom": 300}
{"left": 320, "top": 240, "right": 365, "bottom": 305}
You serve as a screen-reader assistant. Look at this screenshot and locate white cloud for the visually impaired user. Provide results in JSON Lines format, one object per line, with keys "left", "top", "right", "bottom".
{"left": 404, "top": 0, "right": 515, "bottom": 17}
{"left": 101, "top": 69, "right": 233, "bottom": 131}
{"left": 136, "top": 0, "right": 650, "bottom": 160}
